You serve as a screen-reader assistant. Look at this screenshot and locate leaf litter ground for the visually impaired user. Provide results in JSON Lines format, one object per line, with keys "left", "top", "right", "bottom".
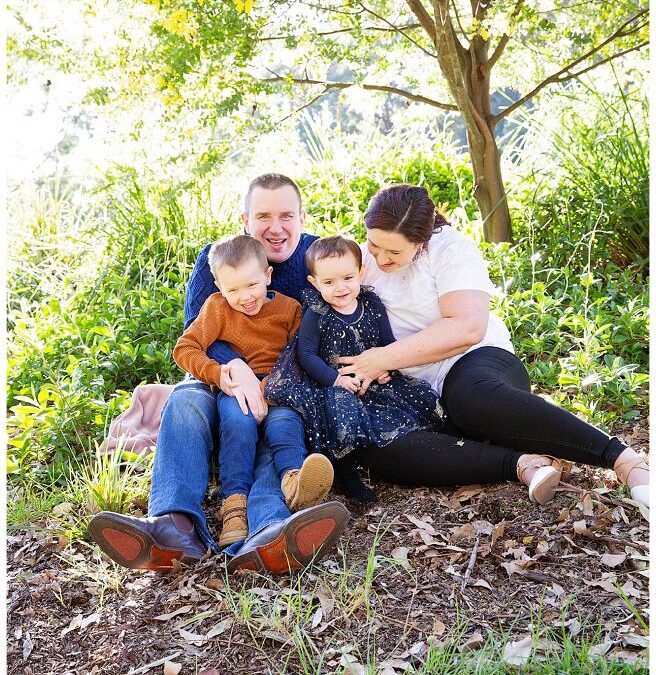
{"left": 7, "top": 423, "right": 649, "bottom": 674}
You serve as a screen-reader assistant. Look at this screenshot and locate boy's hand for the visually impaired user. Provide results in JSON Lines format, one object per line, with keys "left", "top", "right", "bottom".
{"left": 221, "top": 360, "right": 268, "bottom": 423}
{"left": 334, "top": 374, "right": 359, "bottom": 394}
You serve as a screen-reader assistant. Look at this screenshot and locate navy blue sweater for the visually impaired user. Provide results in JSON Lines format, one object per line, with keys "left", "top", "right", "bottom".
{"left": 184, "top": 233, "right": 319, "bottom": 364}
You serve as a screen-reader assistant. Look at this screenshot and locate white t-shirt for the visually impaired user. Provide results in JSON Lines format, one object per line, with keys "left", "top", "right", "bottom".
{"left": 361, "top": 226, "right": 514, "bottom": 395}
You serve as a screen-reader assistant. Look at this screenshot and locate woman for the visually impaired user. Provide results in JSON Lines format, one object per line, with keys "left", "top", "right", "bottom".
{"left": 339, "top": 185, "right": 648, "bottom": 508}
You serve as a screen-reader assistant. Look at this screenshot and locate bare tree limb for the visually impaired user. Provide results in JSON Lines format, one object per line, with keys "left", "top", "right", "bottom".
{"left": 261, "top": 75, "right": 458, "bottom": 110}
{"left": 357, "top": 1, "right": 437, "bottom": 58}
{"left": 494, "top": 11, "right": 648, "bottom": 122}
{"left": 484, "top": 0, "right": 526, "bottom": 73}
{"left": 298, "top": 0, "right": 364, "bottom": 16}
{"left": 261, "top": 24, "right": 423, "bottom": 41}
{"left": 274, "top": 90, "right": 330, "bottom": 126}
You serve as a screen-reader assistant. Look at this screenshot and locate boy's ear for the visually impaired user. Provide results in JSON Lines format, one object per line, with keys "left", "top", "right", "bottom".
{"left": 359, "top": 264, "right": 366, "bottom": 277}
{"left": 214, "top": 279, "right": 222, "bottom": 293}
{"left": 265, "top": 266, "right": 273, "bottom": 285}
{"left": 307, "top": 274, "right": 319, "bottom": 290}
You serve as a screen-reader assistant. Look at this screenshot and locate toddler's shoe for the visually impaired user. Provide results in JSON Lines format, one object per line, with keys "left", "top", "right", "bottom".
{"left": 282, "top": 454, "right": 334, "bottom": 512}
{"left": 219, "top": 494, "right": 248, "bottom": 548}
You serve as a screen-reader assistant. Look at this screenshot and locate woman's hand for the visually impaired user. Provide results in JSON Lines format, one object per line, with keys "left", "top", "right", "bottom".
{"left": 338, "top": 347, "right": 389, "bottom": 395}
{"left": 220, "top": 359, "right": 268, "bottom": 422}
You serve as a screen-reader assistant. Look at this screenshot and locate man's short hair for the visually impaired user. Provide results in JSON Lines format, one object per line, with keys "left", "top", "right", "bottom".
{"left": 305, "top": 235, "right": 362, "bottom": 276}
{"left": 208, "top": 235, "right": 269, "bottom": 279}
{"left": 244, "top": 173, "right": 303, "bottom": 213}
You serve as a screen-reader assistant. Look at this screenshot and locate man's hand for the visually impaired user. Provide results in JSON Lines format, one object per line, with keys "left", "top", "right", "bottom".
{"left": 333, "top": 374, "right": 359, "bottom": 394}
{"left": 220, "top": 359, "right": 268, "bottom": 422}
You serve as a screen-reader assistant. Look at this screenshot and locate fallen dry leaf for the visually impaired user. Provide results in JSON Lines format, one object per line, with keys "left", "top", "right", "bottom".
{"left": 503, "top": 635, "right": 533, "bottom": 666}
{"left": 154, "top": 605, "right": 192, "bottom": 621}
{"left": 459, "top": 632, "right": 486, "bottom": 652}
{"left": 22, "top": 632, "right": 33, "bottom": 662}
{"left": 600, "top": 553, "right": 627, "bottom": 568}
{"left": 391, "top": 547, "right": 411, "bottom": 570}
{"left": 432, "top": 618, "right": 447, "bottom": 636}
{"left": 163, "top": 662, "right": 182, "bottom": 675}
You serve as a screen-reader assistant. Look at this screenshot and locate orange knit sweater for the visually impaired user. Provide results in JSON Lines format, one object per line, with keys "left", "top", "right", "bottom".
{"left": 173, "top": 292, "right": 301, "bottom": 386}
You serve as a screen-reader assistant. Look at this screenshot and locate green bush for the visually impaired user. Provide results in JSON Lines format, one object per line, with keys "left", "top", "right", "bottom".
{"left": 7, "top": 126, "right": 648, "bottom": 486}
{"left": 510, "top": 83, "right": 648, "bottom": 268}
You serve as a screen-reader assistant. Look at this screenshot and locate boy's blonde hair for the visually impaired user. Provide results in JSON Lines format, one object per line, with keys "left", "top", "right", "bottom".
{"left": 208, "top": 235, "right": 269, "bottom": 279}
{"left": 305, "top": 235, "right": 362, "bottom": 276}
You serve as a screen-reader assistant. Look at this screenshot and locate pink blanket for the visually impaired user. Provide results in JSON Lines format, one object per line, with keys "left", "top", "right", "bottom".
{"left": 100, "top": 384, "right": 175, "bottom": 455}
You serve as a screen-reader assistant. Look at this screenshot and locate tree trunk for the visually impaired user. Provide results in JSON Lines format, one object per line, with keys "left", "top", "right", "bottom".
{"left": 411, "top": 0, "right": 513, "bottom": 242}
{"left": 466, "top": 111, "right": 512, "bottom": 243}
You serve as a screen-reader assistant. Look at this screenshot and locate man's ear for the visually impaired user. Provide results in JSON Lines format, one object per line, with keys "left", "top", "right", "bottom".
{"left": 299, "top": 209, "right": 307, "bottom": 227}
{"left": 307, "top": 274, "right": 319, "bottom": 291}
{"left": 241, "top": 212, "right": 250, "bottom": 234}
{"left": 265, "top": 266, "right": 273, "bottom": 285}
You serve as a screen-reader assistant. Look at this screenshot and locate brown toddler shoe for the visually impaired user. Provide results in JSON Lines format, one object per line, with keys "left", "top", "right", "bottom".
{"left": 281, "top": 454, "right": 334, "bottom": 512}
{"left": 218, "top": 494, "right": 248, "bottom": 548}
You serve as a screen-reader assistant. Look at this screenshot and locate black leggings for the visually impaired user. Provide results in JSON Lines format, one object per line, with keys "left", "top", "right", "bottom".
{"left": 354, "top": 347, "right": 625, "bottom": 487}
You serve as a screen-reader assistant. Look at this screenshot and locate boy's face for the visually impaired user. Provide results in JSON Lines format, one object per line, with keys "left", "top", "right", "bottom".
{"left": 308, "top": 253, "right": 363, "bottom": 314}
{"left": 214, "top": 257, "right": 273, "bottom": 316}
{"left": 242, "top": 185, "right": 306, "bottom": 264}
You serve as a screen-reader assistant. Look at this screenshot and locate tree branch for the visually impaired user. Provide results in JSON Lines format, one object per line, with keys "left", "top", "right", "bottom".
{"left": 274, "top": 90, "right": 330, "bottom": 126}
{"left": 260, "top": 24, "right": 422, "bottom": 41}
{"left": 260, "top": 75, "right": 458, "bottom": 110}
{"left": 494, "top": 11, "right": 648, "bottom": 122}
{"left": 405, "top": 0, "right": 438, "bottom": 46}
{"left": 484, "top": 0, "right": 526, "bottom": 74}
{"left": 357, "top": 2, "right": 437, "bottom": 58}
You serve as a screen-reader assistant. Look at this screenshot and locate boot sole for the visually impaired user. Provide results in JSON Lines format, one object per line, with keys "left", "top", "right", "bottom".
{"left": 227, "top": 501, "right": 348, "bottom": 574}
{"left": 290, "top": 454, "right": 335, "bottom": 512}
{"left": 88, "top": 512, "right": 200, "bottom": 572}
{"left": 528, "top": 466, "right": 561, "bottom": 505}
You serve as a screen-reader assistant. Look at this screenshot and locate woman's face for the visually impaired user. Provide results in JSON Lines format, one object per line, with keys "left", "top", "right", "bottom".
{"left": 366, "top": 228, "right": 423, "bottom": 273}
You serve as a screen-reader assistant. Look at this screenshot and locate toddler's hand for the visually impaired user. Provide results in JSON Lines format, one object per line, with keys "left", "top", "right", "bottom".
{"left": 376, "top": 371, "right": 391, "bottom": 385}
{"left": 334, "top": 374, "right": 359, "bottom": 393}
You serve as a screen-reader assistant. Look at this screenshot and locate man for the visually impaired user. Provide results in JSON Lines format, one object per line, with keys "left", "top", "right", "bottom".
{"left": 88, "top": 174, "right": 349, "bottom": 574}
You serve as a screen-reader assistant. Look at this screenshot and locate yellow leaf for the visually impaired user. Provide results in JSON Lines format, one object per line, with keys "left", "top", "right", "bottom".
{"left": 480, "top": 26, "right": 490, "bottom": 41}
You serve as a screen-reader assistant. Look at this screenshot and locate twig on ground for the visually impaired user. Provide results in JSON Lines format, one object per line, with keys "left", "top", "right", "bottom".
{"left": 460, "top": 535, "right": 480, "bottom": 592}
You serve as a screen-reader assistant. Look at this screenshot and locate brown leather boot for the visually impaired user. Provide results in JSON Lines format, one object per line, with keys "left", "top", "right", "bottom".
{"left": 281, "top": 454, "right": 334, "bottom": 512}
{"left": 218, "top": 494, "right": 248, "bottom": 548}
{"left": 88, "top": 511, "right": 207, "bottom": 571}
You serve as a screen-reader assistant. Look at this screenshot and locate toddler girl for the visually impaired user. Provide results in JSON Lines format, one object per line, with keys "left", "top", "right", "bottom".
{"left": 265, "top": 235, "right": 445, "bottom": 501}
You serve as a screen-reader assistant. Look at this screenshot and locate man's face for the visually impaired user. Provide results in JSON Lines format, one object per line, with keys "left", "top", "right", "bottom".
{"left": 242, "top": 185, "right": 306, "bottom": 263}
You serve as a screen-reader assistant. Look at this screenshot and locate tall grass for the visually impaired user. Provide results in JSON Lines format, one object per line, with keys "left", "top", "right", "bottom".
{"left": 508, "top": 78, "right": 648, "bottom": 267}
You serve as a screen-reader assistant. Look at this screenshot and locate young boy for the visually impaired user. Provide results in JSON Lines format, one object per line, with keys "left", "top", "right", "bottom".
{"left": 173, "top": 235, "right": 333, "bottom": 548}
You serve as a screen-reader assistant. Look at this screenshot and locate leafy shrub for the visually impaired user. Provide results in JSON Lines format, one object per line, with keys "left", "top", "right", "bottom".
{"left": 510, "top": 83, "right": 648, "bottom": 268}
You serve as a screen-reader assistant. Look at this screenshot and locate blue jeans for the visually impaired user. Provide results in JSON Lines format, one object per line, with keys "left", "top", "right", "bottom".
{"left": 217, "top": 392, "right": 307, "bottom": 496}
{"left": 148, "top": 380, "right": 298, "bottom": 554}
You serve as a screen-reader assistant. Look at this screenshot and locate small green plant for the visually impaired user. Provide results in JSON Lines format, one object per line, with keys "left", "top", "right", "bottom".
{"left": 81, "top": 445, "right": 152, "bottom": 515}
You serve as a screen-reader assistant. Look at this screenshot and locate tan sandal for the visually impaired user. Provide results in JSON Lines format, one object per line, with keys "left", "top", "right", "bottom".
{"left": 517, "top": 455, "right": 563, "bottom": 505}
{"left": 218, "top": 494, "right": 248, "bottom": 548}
{"left": 614, "top": 453, "right": 649, "bottom": 508}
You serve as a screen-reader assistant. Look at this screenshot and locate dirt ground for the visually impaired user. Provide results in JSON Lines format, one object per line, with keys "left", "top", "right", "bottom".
{"left": 7, "top": 425, "right": 649, "bottom": 675}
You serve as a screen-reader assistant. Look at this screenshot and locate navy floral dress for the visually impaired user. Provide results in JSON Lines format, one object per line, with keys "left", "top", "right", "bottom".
{"left": 264, "top": 286, "right": 446, "bottom": 461}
